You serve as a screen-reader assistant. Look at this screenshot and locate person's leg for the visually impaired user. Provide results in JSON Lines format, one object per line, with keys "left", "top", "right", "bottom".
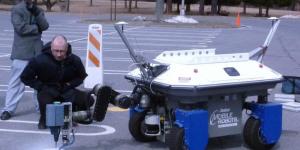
{"left": 37, "top": 90, "right": 55, "bottom": 129}
{"left": 61, "top": 89, "right": 76, "bottom": 107}
{"left": 33, "top": 90, "right": 39, "bottom": 113}
{"left": 1, "top": 60, "right": 28, "bottom": 120}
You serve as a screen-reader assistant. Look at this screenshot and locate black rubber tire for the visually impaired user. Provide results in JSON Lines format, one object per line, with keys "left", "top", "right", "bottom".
{"left": 243, "top": 117, "right": 275, "bottom": 150}
{"left": 128, "top": 111, "right": 156, "bottom": 142}
{"left": 93, "top": 86, "right": 116, "bottom": 122}
{"left": 167, "top": 126, "right": 188, "bottom": 150}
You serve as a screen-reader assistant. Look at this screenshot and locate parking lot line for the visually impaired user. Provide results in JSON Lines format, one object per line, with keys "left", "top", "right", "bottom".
{"left": 0, "top": 88, "right": 131, "bottom": 94}
{"left": 104, "top": 36, "right": 213, "bottom": 43}
{"left": 0, "top": 54, "right": 10, "bottom": 57}
{"left": 0, "top": 119, "right": 115, "bottom": 136}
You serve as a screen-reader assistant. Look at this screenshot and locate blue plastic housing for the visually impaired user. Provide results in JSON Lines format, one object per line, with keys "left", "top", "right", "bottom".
{"left": 46, "top": 104, "right": 64, "bottom": 127}
{"left": 175, "top": 109, "right": 208, "bottom": 150}
{"left": 129, "top": 106, "right": 144, "bottom": 117}
{"left": 250, "top": 102, "right": 282, "bottom": 144}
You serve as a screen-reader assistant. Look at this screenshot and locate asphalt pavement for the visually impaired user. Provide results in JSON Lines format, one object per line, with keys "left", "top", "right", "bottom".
{"left": 0, "top": 11, "right": 300, "bottom": 150}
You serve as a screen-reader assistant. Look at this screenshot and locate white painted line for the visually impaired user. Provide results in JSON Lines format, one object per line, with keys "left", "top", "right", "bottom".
{"left": 0, "top": 38, "right": 12, "bottom": 41}
{"left": 7, "top": 32, "right": 216, "bottom": 42}
{"left": 0, "top": 43, "right": 11, "bottom": 46}
{"left": 138, "top": 27, "right": 221, "bottom": 31}
{"left": 104, "top": 69, "right": 129, "bottom": 75}
{"left": 104, "top": 72, "right": 127, "bottom": 75}
{"left": 105, "top": 69, "right": 129, "bottom": 73}
{"left": 0, "top": 68, "right": 127, "bottom": 72}
{"left": 0, "top": 119, "right": 115, "bottom": 136}
{"left": 0, "top": 66, "right": 130, "bottom": 72}
{"left": 44, "top": 31, "right": 85, "bottom": 35}
{"left": 115, "top": 90, "right": 131, "bottom": 93}
{"left": 44, "top": 30, "right": 119, "bottom": 34}
{"left": 0, "top": 89, "right": 33, "bottom": 93}
{"left": 0, "top": 67, "right": 129, "bottom": 73}
{"left": 103, "top": 58, "right": 131, "bottom": 62}
{"left": 77, "top": 125, "right": 115, "bottom": 136}
{"left": 0, "top": 88, "right": 131, "bottom": 93}
{"left": 127, "top": 30, "right": 219, "bottom": 36}
{"left": 50, "top": 25, "right": 214, "bottom": 34}
{"left": 5, "top": 29, "right": 89, "bottom": 34}
{"left": 0, "top": 85, "right": 34, "bottom": 90}
{"left": 0, "top": 68, "right": 10, "bottom": 71}
{"left": 101, "top": 49, "right": 132, "bottom": 52}
{"left": 0, "top": 54, "right": 10, "bottom": 57}
{"left": 0, "top": 45, "right": 11, "bottom": 48}
{"left": 47, "top": 28, "right": 87, "bottom": 32}
{"left": 74, "top": 48, "right": 209, "bottom": 53}
{"left": 125, "top": 33, "right": 216, "bottom": 39}
{"left": 73, "top": 48, "right": 163, "bottom": 54}
{"left": 48, "top": 24, "right": 89, "bottom": 30}
{"left": 103, "top": 57, "right": 131, "bottom": 61}
{"left": 81, "top": 41, "right": 208, "bottom": 47}
{"left": 104, "top": 36, "right": 213, "bottom": 43}
{"left": 140, "top": 28, "right": 221, "bottom": 32}
{"left": 51, "top": 24, "right": 89, "bottom": 28}
{"left": 104, "top": 49, "right": 161, "bottom": 53}
{"left": 68, "top": 26, "right": 144, "bottom": 43}
{"left": 0, "top": 65, "right": 10, "bottom": 68}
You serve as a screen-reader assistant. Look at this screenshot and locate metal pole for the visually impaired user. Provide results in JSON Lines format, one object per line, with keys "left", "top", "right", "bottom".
{"left": 110, "top": 0, "right": 113, "bottom": 21}
{"left": 114, "top": 0, "right": 117, "bottom": 20}
{"left": 114, "top": 25, "right": 148, "bottom": 78}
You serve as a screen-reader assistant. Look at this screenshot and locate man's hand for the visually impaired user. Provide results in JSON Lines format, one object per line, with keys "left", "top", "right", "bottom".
{"left": 26, "top": 3, "right": 41, "bottom": 17}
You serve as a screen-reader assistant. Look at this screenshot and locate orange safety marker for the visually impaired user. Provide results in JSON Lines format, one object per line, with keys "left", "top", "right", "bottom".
{"left": 235, "top": 12, "right": 241, "bottom": 28}
{"left": 84, "top": 24, "right": 103, "bottom": 88}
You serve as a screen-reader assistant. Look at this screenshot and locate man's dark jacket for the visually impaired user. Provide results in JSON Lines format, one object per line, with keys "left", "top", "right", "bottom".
{"left": 21, "top": 42, "right": 87, "bottom": 96}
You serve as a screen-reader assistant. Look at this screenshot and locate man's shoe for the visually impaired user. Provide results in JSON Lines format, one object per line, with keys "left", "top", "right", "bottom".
{"left": 38, "top": 121, "right": 47, "bottom": 129}
{"left": 0, "top": 111, "right": 11, "bottom": 120}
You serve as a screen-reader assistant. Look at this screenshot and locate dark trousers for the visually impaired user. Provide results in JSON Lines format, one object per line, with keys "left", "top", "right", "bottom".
{"left": 37, "top": 89, "right": 92, "bottom": 123}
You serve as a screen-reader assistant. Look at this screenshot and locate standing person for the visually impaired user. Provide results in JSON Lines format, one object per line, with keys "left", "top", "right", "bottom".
{"left": 21, "top": 35, "right": 89, "bottom": 129}
{"left": 0, "top": 0, "right": 49, "bottom": 120}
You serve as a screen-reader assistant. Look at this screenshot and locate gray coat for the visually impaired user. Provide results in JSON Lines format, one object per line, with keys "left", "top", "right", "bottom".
{"left": 11, "top": 1, "right": 49, "bottom": 60}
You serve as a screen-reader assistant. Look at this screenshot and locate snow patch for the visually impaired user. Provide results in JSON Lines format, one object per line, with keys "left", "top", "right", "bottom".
{"left": 132, "top": 16, "right": 146, "bottom": 21}
{"left": 164, "top": 15, "right": 198, "bottom": 24}
{"left": 280, "top": 15, "right": 300, "bottom": 19}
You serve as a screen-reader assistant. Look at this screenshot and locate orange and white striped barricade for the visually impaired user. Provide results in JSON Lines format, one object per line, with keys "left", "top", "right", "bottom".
{"left": 84, "top": 24, "right": 103, "bottom": 88}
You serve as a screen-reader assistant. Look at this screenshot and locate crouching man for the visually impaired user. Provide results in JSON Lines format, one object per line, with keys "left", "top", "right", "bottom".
{"left": 21, "top": 35, "right": 93, "bottom": 129}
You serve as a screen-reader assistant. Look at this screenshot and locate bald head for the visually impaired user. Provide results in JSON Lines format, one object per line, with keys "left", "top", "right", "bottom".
{"left": 51, "top": 35, "right": 68, "bottom": 49}
{"left": 51, "top": 35, "right": 68, "bottom": 61}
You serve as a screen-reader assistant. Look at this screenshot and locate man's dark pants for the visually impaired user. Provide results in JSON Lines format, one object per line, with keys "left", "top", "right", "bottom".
{"left": 37, "top": 89, "right": 92, "bottom": 123}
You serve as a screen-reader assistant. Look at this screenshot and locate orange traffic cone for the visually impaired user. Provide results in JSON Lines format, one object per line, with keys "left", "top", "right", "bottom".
{"left": 235, "top": 12, "right": 241, "bottom": 28}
